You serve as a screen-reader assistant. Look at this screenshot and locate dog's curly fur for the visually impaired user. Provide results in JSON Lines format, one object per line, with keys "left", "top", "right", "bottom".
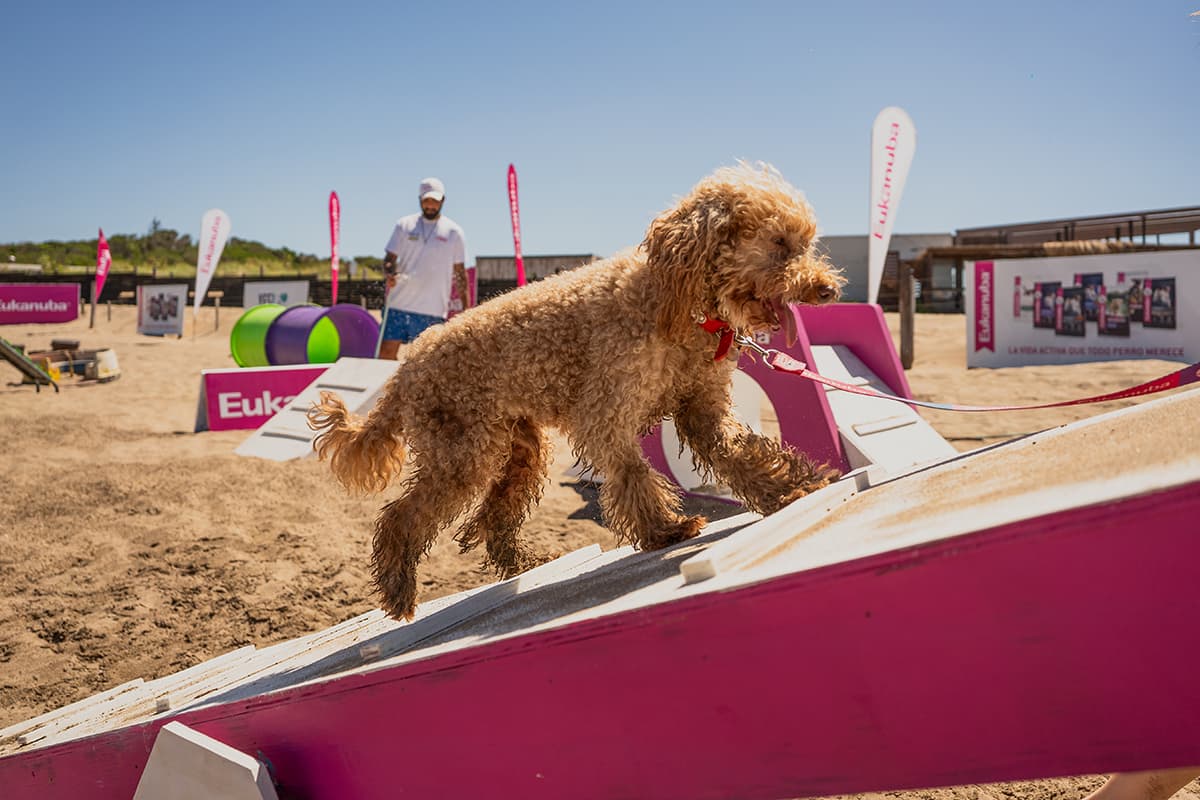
{"left": 309, "top": 162, "right": 846, "bottom": 620}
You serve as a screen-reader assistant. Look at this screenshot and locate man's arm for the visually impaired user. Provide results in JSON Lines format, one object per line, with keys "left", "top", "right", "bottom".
{"left": 453, "top": 262, "right": 470, "bottom": 310}
{"left": 383, "top": 250, "right": 399, "bottom": 294}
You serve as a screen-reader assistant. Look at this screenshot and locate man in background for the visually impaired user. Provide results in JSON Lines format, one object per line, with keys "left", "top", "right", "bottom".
{"left": 378, "top": 177, "right": 469, "bottom": 359}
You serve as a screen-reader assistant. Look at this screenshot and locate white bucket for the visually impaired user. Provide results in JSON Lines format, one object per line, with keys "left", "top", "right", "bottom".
{"left": 86, "top": 348, "right": 121, "bottom": 382}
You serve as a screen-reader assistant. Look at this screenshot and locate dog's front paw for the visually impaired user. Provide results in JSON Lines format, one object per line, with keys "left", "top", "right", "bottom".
{"left": 376, "top": 571, "right": 419, "bottom": 621}
{"left": 643, "top": 514, "right": 707, "bottom": 550}
{"left": 490, "top": 548, "right": 558, "bottom": 580}
{"left": 769, "top": 467, "right": 840, "bottom": 512}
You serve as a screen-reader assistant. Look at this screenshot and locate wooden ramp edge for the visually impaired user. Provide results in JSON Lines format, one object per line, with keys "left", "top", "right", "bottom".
{"left": 0, "top": 545, "right": 614, "bottom": 754}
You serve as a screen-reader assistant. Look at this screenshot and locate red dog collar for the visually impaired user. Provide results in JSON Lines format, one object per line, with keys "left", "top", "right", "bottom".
{"left": 698, "top": 316, "right": 735, "bottom": 361}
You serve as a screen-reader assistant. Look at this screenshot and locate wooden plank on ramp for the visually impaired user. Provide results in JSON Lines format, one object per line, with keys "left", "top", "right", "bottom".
{"left": 0, "top": 546, "right": 615, "bottom": 755}
{"left": 0, "top": 679, "right": 145, "bottom": 748}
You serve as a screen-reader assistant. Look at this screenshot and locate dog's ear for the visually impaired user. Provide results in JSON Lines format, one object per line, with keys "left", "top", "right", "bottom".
{"left": 641, "top": 188, "right": 737, "bottom": 341}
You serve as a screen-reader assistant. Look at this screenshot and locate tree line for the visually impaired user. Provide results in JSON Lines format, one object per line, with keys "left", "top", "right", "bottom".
{"left": 3, "top": 219, "right": 383, "bottom": 275}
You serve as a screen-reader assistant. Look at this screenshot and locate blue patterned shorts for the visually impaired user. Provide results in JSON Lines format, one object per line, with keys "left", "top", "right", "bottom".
{"left": 382, "top": 309, "right": 444, "bottom": 344}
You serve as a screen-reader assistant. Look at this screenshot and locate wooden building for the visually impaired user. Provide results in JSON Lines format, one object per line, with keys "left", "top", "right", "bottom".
{"left": 473, "top": 254, "right": 597, "bottom": 301}
{"left": 906, "top": 206, "right": 1200, "bottom": 313}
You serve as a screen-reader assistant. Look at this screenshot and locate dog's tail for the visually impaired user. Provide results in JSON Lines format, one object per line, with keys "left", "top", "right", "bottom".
{"left": 308, "top": 390, "right": 407, "bottom": 494}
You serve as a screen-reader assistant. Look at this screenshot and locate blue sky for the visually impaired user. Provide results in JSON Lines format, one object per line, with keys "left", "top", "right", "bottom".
{"left": 2, "top": 1, "right": 1197, "bottom": 266}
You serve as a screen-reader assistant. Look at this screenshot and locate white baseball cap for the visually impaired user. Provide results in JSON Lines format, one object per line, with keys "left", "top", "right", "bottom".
{"left": 419, "top": 177, "right": 445, "bottom": 202}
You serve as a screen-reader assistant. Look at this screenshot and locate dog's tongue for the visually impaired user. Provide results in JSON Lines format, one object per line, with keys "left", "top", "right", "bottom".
{"left": 772, "top": 298, "right": 798, "bottom": 347}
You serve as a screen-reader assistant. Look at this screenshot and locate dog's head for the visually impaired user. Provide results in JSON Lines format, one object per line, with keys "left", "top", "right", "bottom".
{"left": 641, "top": 162, "right": 844, "bottom": 345}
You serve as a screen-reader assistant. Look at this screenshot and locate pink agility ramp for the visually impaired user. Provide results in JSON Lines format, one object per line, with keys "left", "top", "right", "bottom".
{"left": 2, "top": 388, "right": 1199, "bottom": 799}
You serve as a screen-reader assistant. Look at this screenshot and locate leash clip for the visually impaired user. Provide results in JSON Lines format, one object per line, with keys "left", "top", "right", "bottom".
{"left": 733, "top": 332, "right": 777, "bottom": 361}
{"left": 732, "top": 333, "right": 807, "bottom": 374}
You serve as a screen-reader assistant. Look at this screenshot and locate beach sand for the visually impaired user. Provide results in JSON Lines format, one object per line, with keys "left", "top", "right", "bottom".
{"left": 1, "top": 304, "right": 1194, "bottom": 799}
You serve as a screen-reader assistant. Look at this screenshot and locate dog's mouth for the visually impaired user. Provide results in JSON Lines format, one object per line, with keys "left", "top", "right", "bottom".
{"left": 750, "top": 276, "right": 842, "bottom": 345}
{"left": 763, "top": 296, "right": 798, "bottom": 347}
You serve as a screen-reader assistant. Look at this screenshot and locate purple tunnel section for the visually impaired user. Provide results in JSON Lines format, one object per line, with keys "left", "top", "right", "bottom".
{"left": 263, "top": 304, "right": 380, "bottom": 366}
{"left": 322, "top": 304, "right": 383, "bottom": 358}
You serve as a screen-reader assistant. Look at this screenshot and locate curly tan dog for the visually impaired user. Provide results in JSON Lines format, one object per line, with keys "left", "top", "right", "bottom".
{"left": 309, "top": 162, "right": 845, "bottom": 619}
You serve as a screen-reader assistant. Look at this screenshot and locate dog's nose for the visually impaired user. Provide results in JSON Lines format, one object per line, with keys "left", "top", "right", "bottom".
{"left": 816, "top": 284, "right": 839, "bottom": 303}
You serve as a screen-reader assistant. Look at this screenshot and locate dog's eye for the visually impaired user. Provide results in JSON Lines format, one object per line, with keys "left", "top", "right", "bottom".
{"left": 773, "top": 236, "right": 787, "bottom": 248}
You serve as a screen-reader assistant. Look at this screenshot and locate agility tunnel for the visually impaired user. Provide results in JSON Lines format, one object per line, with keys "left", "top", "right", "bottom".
{"left": 230, "top": 303, "right": 380, "bottom": 367}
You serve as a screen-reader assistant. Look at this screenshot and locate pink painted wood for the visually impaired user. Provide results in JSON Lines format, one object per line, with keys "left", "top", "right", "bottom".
{"left": 739, "top": 307, "right": 846, "bottom": 470}
{"left": 796, "top": 302, "right": 913, "bottom": 398}
{"left": 6, "top": 481, "right": 1198, "bottom": 799}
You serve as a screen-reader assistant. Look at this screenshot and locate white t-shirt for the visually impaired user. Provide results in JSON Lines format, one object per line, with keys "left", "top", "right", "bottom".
{"left": 384, "top": 213, "right": 466, "bottom": 318}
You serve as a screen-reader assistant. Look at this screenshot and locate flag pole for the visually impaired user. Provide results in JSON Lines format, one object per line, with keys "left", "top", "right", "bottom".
{"left": 507, "top": 164, "right": 527, "bottom": 287}
{"left": 329, "top": 191, "right": 341, "bottom": 306}
{"left": 92, "top": 228, "right": 112, "bottom": 329}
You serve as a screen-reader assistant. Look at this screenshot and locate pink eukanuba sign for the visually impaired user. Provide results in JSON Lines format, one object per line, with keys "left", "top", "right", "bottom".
{"left": 197, "top": 365, "right": 327, "bottom": 432}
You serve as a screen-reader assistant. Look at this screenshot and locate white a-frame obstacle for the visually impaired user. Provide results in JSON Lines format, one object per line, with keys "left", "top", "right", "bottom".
{"left": 234, "top": 357, "right": 401, "bottom": 462}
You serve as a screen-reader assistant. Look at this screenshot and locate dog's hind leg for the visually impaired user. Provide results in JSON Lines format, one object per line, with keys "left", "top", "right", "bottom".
{"left": 454, "top": 418, "right": 552, "bottom": 579}
{"left": 674, "top": 388, "right": 839, "bottom": 515}
{"left": 372, "top": 445, "right": 500, "bottom": 620}
{"left": 579, "top": 437, "right": 706, "bottom": 552}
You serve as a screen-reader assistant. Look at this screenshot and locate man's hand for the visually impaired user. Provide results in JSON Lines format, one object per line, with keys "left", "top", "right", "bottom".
{"left": 383, "top": 252, "right": 400, "bottom": 295}
{"left": 453, "top": 263, "right": 470, "bottom": 310}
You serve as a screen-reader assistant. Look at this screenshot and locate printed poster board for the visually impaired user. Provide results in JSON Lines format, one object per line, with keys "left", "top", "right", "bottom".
{"left": 966, "top": 250, "right": 1197, "bottom": 368}
{"left": 243, "top": 280, "right": 310, "bottom": 308}
{"left": 137, "top": 283, "right": 188, "bottom": 336}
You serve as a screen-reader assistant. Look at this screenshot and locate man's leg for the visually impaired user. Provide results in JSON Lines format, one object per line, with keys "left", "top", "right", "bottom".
{"left": 378, "top": 308, "right": 406, "bottom": 360}
{"left": 378, "top": 310, "right": 445, "bottom": 359}
{"left": 407, "top": 312, "right": 446, "bottom": 340}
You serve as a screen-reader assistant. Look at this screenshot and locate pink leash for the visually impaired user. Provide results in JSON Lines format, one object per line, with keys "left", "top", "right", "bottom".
{"left": 730, "top": 332, "right": 1200, "bottom": 413}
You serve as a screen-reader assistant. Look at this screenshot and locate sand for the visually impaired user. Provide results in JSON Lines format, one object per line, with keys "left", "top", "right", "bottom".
{"left": 0, "top": 304, "right": 1194, "bottom": 800}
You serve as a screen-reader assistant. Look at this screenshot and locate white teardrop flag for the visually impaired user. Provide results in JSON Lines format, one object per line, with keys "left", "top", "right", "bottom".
{"left": 194, "top": 208, "right": 231, "bottom": 318}
{"left": 867, "top": 107, "right": 916, "bottom": 305}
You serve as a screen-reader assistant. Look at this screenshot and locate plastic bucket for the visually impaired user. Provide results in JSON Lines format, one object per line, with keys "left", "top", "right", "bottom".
{"left": 230, "top": 304, "right": 286, "bottom": 367}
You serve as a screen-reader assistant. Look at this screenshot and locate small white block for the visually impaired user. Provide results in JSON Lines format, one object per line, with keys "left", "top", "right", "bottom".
{"left": 133, "top": 721, "right": 279, "bottom": 800}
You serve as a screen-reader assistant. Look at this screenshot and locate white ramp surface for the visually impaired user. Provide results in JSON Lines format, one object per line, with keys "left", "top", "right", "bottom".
{"left": 809, "top": 344, "right": 958, "bottom": 475}
{"left": 235, "top": 357, "right": 399, "bottom": 462}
